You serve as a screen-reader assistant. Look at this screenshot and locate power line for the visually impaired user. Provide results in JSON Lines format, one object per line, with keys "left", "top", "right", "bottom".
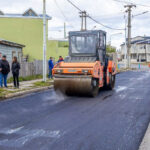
{"left": 54, "top": 0, "right": 75, "bottom": 28}
{"left": 88, "top": 16, "right": 124, "bottom": 30}
{"left": 54, "top": 0, "right": 69, "bottom": 20}
{"left": 66, "top": 0, "right": 125, "bottom": 30}
{"left": 113, "top": 0, "right": 150, "bottom": 8}
{"left": 66, "top": 0, "right": 82, "bottom": 12}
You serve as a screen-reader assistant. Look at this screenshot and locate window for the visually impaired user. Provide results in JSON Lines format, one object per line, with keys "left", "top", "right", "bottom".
{"left": 99, "top": 32, "right": 104, "bottom": 47}
{"left": 140, "top": 45, "right": 146, "bottom": 49}
{"left": 12, "top": 51, "right": 16, "bottom": 60}
{"left": 70, "top": 35, "right": 97, "bottom": 54}
{"left": 98, "top": 32, "right": 106, "bottom": 49}
{"left": 18, "top": 52, "right": 22, "bottom": 62}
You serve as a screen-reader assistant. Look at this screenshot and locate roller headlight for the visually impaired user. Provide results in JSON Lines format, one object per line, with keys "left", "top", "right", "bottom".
{"left": 56, "top": 70, "right": 63, "bottom": 73}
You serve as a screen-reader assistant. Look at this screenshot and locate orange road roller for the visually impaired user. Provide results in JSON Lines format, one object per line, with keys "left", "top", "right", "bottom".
{"left": 53, "top": 30, "right": 116, "bottom": 97}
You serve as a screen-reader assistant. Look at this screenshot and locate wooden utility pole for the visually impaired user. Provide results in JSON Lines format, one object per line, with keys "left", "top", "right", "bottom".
{"left": 79, "top": 11, "right": 88, "bottom": 31}
{"left": 124, "top": 4, "right": 136, "bottom": 68}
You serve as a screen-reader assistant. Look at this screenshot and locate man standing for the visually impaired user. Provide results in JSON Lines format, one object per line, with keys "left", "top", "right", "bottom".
{"left": 48, "top": 57, "right": 54, "bottom": 79}
{"left": 12, "top": 56, "right": 20, "bottom": 88}
{"left": 0, "top": 53, "right": 2, "bottom": 88}
{"left": 58, "top": 56, "right": 64, "bottom": 63}
{"left": 1, "top": 55, "right": 10, "bottom": 88}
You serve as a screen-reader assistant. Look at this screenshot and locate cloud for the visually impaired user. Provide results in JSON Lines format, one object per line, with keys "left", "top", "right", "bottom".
{"left": 0, "top": 0, "right": 150, "bottom": 48}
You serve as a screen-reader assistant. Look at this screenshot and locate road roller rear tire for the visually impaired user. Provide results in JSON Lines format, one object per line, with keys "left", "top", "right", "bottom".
{"left": 107, "top": 74, "right": 115, "bottom": 90}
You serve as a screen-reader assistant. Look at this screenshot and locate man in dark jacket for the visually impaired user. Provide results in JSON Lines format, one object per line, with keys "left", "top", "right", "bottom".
{"left": 1, "top": 55, "right": 10, "bottom": 88}
{"left": 12, "top": 56, "right": 20, "bottom": 88}
{"left": 48, "top": 57, "right": 54, "bottom": 79}
{"left": 58, "top": 56, "right": 64, "bottom": 63}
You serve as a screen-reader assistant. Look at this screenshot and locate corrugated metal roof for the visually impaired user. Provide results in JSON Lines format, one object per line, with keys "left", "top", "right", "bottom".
{"left": 0, "top": 39, "right": 25, "bottom": 48}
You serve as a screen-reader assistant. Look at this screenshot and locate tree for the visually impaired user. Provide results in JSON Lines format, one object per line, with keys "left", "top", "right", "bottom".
{"left": 106, "top": 45, "right": 116, "bottom": 53}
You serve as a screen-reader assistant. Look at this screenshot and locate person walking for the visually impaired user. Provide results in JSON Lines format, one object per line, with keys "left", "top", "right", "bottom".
{"left": 48, "top": 57, "right": 54, "bottom": 79}
{"left": 12, "top": 57, "right": 20, "bottom": 88}
{"left": 1, "top": 55, "right": 10, "bottom": 88}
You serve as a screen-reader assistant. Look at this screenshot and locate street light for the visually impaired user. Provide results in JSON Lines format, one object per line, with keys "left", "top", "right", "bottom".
{"left": 43, "top": 0, "right": 47, "bottom": 82}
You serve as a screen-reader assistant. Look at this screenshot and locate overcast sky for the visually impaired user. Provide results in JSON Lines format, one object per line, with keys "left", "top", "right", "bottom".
{"left": 0, "top": 0, "right": 150, "bottom": 48}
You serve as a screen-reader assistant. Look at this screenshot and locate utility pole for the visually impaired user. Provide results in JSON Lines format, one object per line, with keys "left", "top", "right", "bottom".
{"left": 124, "top": 15, "right": 127, "bottom": 68}
{"left": 79, "top": 11, "right": 88, "bottom": 31}
{"left": 43, "top": 0, "right": 47, "bottom": 82}
{"left": 64, "top": 22, "right": 66, "bottom": 39}
{"left": 144, "top": 45, "right": 147, "bottom": 63}
{"left": 124, "top": 4, "right": 136, "bottom": 68}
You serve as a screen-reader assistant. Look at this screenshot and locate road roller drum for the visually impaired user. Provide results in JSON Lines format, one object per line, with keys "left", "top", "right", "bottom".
{"left": 54, "top": 76, "right": 99, "bottom": 96}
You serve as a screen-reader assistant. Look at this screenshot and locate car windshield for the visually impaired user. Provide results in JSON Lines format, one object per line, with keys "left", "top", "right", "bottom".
{"left": 70, "top": 34, "right": 97, "bottom": 54}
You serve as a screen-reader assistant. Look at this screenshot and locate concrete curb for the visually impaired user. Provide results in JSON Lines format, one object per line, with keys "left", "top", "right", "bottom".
{"left": 139, "top": 123, "right": 150, "bottom": 150}
{"left": 3, "top": 85, "right": 53, "bottom": 100}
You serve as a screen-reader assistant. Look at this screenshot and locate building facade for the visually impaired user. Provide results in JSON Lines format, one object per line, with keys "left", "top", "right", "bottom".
{"left": 0, "top": 39, "right": 25, "bottom": 62}
{"left": 121, "top": 36, "right": 150, "bottom": 63}
{"left": 0, "top": 8, "right": 51, "bottom": 61}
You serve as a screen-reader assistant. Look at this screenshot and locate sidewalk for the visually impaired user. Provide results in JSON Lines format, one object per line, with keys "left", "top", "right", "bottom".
{"left": 139, "top": 123, "right": 150, "bottom": 150}
{"left": 0, "top": 79, "right": 53, "bottom": 100}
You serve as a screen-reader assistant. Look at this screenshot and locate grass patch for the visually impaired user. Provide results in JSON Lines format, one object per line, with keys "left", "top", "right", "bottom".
{"left": 0, "top": 88, "right": 15, "bottom": 99}
{"left": 0, "top": 88, "right": 5, "bottom": 99}
{"left": 0, "top": 79, "right": 52, "bottom": 99}
{"left": 33, "top": 81, "right": 51, "bottom": 87}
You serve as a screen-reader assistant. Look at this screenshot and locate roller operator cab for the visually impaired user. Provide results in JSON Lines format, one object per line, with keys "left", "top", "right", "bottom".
{"left": 53, "top": 30, "right": 116, "bottom": 97}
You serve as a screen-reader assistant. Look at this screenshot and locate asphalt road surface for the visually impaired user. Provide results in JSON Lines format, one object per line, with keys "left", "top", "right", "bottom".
{"left": 0, "top": 71, "right": 150, "bottom": 150}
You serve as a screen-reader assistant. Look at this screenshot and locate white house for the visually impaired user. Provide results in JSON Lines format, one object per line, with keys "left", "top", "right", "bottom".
{"left": 121, "top": 36, "right": 150, "bottom": 63}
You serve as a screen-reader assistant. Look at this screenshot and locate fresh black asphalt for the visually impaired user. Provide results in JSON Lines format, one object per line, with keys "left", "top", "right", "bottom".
{"left": 0, "top": 71, "right": 150, "bottom": 150}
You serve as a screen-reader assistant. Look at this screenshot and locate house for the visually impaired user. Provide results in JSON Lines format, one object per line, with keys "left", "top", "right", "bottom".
{"left": 0, "top": 39, "right": 25, "bottom": 62}
{"left": 0, "top": 8, "right": 52, "bottom": 61}
{"left": 121, "top": 36, "right": 150, "bottom": 63}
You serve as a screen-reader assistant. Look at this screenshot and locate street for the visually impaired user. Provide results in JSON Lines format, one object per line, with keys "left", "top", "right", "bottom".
{"left": 0, "top": 71, "right": 150, "bottom": 150}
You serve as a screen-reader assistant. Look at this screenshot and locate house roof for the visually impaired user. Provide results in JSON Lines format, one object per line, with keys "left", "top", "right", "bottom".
{"left": 121, "top": 36, "right": 150, "bottom": 46}
{"left": 136, "top": 39, "right": 150, "bottom": 44}
{"left": 0, "top": 8, "right": 52, "bottom": 20}
{"left": 0, "top": 39, "right": 25, "bottom": 48}
{"left": 23, "top": 8, "right": 38, "bottom": 16}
